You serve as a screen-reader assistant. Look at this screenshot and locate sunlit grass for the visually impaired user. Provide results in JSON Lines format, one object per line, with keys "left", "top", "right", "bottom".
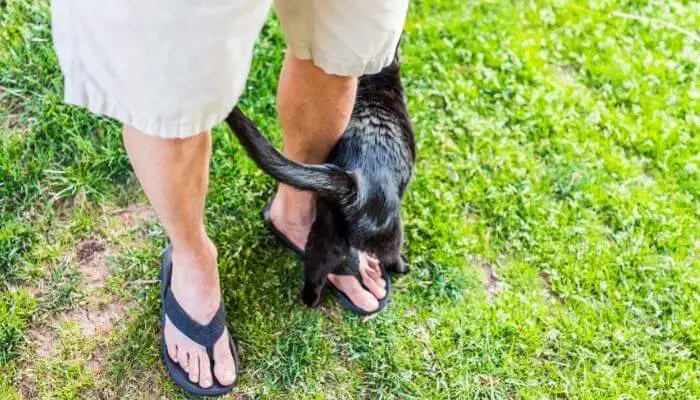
{"left": 1, "top": 0, "right": 698, "bottom": 398}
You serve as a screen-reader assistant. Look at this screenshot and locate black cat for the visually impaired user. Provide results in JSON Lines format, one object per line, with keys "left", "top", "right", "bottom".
{"left": 226, "top": 52, "right": 415, "bottom": 307}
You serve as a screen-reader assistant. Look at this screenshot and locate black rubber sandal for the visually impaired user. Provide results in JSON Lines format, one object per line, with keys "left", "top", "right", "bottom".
{"left": 160, "top": 246, "right": 239, "bottom": 397}
{"left": 262, "top": 201, "right": 391, "bottom": 316}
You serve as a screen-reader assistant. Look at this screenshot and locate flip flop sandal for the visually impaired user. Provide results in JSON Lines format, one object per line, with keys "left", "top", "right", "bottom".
{"left": 160, "top": 245, "right": 239, "bottom": 397}
{"left": 262, "top": 200, "right": 391, "bottom": 316}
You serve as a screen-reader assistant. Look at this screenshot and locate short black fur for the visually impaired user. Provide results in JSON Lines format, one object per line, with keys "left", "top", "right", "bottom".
{"left": 226, "top": 51, "right": 415, "bottom": 307}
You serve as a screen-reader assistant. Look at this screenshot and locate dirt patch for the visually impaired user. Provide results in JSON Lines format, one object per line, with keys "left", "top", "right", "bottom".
{"left": 25, "top": 286, "right": 43, "bottom": 298}
{"left": 479, "top": 262, "right": 501, "bottom": 302}
{"left": 27, "top": 326, "right": 55, "bottom": 357}
{"left": 24, "top": 237, "right": 132, "bottom": 359}
{"left": 75, "top": 239, "right": 111, "bottom": 289}
{"left": 77, "top": 239, "right": 106, "bottom": 264}
{"left": 107, "top": 204, "right": 158, "bottom": 238}
{"left": 25, "top": 299, "right": 133, "bottom": 360}
{"left": 16, "top": 374, "right": 38, "bottom": 400}
{"left": 0, "top": 86, "right": 27, "bottom": 131}
{"left": 25, "top": 234, "right": 117, "bottom": 358}
{"left": 17, "top": 204, "right": 154, "bottom": 396}
{"left": 86, "top": 352, "right": 103, "bottom": 374}
{"left": 59, "top": 301, "right": 133, "bottom": 338}
{"left": 115, "top": 205, "right": 156, "bottom": 227}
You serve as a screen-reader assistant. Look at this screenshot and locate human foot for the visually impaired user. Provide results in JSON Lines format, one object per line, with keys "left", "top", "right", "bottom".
{"left": 163, "top": 238, "right": 236, "bottom": 389}
{"left": 269, "top": 186, "right": 387, "bottom": 312}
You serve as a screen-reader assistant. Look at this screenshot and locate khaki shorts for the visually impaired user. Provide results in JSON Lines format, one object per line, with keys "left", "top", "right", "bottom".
{"left": 51, "top": 0, "right": 409, "bottom": 138}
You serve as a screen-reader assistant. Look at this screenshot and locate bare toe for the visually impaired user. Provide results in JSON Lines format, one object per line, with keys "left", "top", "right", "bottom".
{"left": 167, "top": 342, "right": 178, "bottom": 362}
{"left": 176, "top": 346, "right": 189, "bottom": 373}
{"left": 188, "top": 350, "right": 200, "bottom": 383}
{"left": 198, "top": 352, "right": 213, "bottom": 388}
{"left": 360, "top": 253, "right": 387, "bottom": 298}
{"left": 328, "top": 274, "right": 379, "bottom": 312}
{"left": 365, "top": 263, "right": 382, "bottom": 280}
{"left": 213, "top": 329, "right": 236, "bottom": 386}
{"left": 365, "top": 253, "right": 380, "bottom": 264}
{"left": 360, "top": 267, "right": 386, "bottom": 300}
{"left": 378, "top": 276, "right": 387, "bottom": 288}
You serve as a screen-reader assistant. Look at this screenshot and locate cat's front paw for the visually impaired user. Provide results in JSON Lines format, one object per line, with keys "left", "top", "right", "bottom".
{"left": 302, "top": 283, "right": 323, "bottom": 308}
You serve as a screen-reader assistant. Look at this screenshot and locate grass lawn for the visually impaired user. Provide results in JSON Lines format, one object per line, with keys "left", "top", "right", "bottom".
{"left": 1, "top": 0, "right": 699, "bottom": 398}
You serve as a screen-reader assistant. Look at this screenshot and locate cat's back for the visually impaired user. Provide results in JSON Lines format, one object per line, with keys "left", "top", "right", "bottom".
{"left": 329, "top": 100, "right": 414, "bottom": 193}
{"left": 329, "top": 63, "right": 414, "bottom": 173}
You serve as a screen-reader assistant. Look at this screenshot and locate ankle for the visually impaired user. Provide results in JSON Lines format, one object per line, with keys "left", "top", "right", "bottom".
{"left": 272, "top": 186, "right": 316, "bottom": 224}
{"left": 170, "top": 238, "right": 221, "bottom": 320}
{"left": 171, "top": 235, "right": 217, "bottom": 272}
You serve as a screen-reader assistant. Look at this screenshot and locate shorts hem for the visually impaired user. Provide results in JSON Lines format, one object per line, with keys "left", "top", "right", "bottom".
{"left": 287, "top": 42, "right": 394, "bottom": 77}
{"left": 64, "top": 79, "right": 232, "bottom": 139}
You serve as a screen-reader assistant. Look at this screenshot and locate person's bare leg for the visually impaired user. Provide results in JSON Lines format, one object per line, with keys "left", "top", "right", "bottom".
{"left": 269, "top": 53, "right": 386, "bottom": 312}
{"left": 123, "top": 128, "right": 235, "bottom": 388}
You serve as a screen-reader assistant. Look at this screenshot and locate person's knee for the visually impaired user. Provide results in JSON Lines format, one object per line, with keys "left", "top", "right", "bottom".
{"left": 123, "top": 125, "right": 211, "bottom": 160}
{"left": 284, "top": 52, "right": 356, "bottom": 86}
{"left": 123, "top": 125, "right": 209, "bottom": 145}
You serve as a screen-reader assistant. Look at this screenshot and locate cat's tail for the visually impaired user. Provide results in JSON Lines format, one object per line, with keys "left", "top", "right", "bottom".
{"left": 225, "top": 106, "right": 355, "bottom": 199}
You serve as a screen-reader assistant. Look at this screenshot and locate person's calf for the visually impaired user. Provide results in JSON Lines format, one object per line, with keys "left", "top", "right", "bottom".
{"left": 276, "top": 53, "right": 356, "bottom": 165}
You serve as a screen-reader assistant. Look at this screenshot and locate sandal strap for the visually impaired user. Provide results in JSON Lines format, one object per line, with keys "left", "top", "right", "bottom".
{"left": 164, "top": 287, "right": 227, "bottom": 348}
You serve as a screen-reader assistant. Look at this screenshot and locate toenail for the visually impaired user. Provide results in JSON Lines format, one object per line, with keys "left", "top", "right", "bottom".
{"left": 202, "top": 379, "right": 211, "bottom": 387}
{"left": 225, "top": 370, "right": 235, "bottom": 381}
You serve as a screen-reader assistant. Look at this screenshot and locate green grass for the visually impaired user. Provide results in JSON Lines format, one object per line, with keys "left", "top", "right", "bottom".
{"left": 1, "top": 0, "right": 699, "bottom": 398}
